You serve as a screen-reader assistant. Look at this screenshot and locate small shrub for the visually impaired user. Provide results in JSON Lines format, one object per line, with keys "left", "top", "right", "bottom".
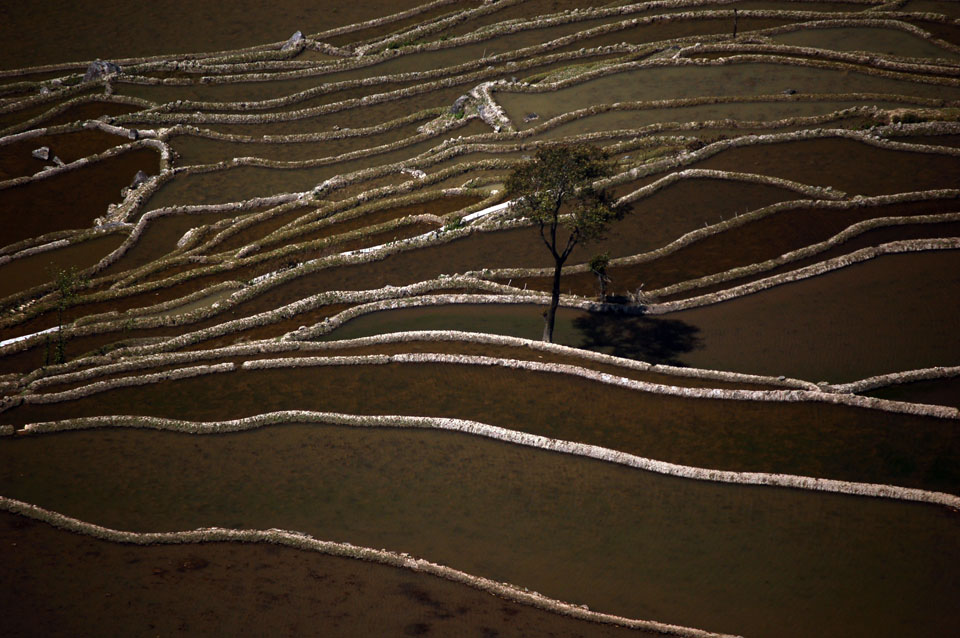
{"left": 443, "top": 216, "right": 465, "bottom": 231}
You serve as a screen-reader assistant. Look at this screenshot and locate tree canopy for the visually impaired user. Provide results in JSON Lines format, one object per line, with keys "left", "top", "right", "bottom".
{"left": 505, "top": 144, "right": 625, "bottom": 342}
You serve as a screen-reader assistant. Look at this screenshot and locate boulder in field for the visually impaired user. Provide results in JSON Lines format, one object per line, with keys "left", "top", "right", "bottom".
{"left": 130, "top": 170, "right": 150, "bottom": 189}
{"left": 281, "top": 31, "right": 305, "bottom": 51}
{"left": 83, "top": 59, "right": 122, "bottom": 81}
{"left": 450, "top": 94, "right": 470, "bottom": 117}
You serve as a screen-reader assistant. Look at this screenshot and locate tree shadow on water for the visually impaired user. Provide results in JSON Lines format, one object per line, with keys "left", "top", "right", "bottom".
{"left": 573, "top": 311, "right": 703, "bottom": 366}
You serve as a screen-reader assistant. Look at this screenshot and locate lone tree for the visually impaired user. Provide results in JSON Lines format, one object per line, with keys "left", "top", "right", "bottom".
{"left": 47, "top": 266, "right": 86, "bottom": 365}
{"left": 588, "top": 252, "right": 611, "bottom": 301}
{"left": 506, "top": 144, "right": 624, "bottom": 342}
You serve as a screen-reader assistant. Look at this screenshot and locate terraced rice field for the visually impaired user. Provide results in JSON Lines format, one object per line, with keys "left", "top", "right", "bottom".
{"left": 2, "top": 1, "right": 958, "bottom": 636}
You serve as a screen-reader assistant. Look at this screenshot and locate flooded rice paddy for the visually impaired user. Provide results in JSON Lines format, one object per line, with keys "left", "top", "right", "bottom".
{"left": 2, "top": 1, "right": 959, "bottom": 636}
{"left": 1, "top": 425, "right": 958, "bottom": 638}
{"left": 0, "top": 511, "right": 655, "bottom": 638}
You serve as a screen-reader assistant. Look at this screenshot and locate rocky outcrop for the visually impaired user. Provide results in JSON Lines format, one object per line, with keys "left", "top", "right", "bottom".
{"left": 83, "top": 59, "right": 121, "bottom": 81}
{"left": 280, "top": 31, "right": 305, "bottom": 52}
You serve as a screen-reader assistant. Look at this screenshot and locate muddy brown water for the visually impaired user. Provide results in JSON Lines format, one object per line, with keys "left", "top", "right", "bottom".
{"left": 0, "top": 512, "right": 654, "bottom": 638}
{"left": 315, "top": 305, "right": 773, "bottom": 390}
{"left": 550, "top": 17, "right": 797, "bottom": 56}
{"left": 143, "top": 136, "right": 448, "bottom": 212}
{"left": 0, "top": 95, "right": 91, "bottom": 131}
{"left": 120, "top": 75, "right": 424, "bottom": 115}
{"left": 36, "top": 100, "right": 145, "bottom": 129}
{"left": 168, "top": 118, "right": 433, "bottom": 166}
{"left": 659, "top": 206, "right": 960, "bottom": 302}
{"left": 0, "top": 5, "right": 954, "bottom": 638}
{"left": 866, "top": 376, "right": 960, "bottom": 409}
{"left": 904, "top": 18, "right": 960, "bottom": 47}
{"left": 258, "top": 79, "right": 428, "bottom": 115}
{"left": 213, "top": 205, "right": 318, "bottom": 253}
{"left": 337, "top": 16, "right": 621, "bottom": 81}
{"left": 286, "top": 49, "right": 624, "bottom": 111}
{"left": 322, "top": 2, "right": 483, "bottom": 48}
{"left": 304, "top": 339, "right": 778, "bottom": 390}
{"left": 496, "top": 62, "right": 960, "bottom": 126}
{"left": 0, "top": 233, "right": 126, "bottom": 300}
{"left": 285, "top": 219, "right": 434, "bottom": 257}
{"left": 0, "top": 128, "right": 124, "bottom": 181}
{"left": 592, "top": 195, "right": 957, "bottom": 294}
{"left": 11, "top": 205, "right": 947, "bottom": 374}
{"left": 119, "top": 62, "right": 414, "bottom": 107}
{"left": 0, "top": 147, "right": 159, "bottom": 249}
{"left": 770, "top": 25, "right": 960, "bottom": 60}
{"left": 0, "top": 99, "right": 142, "bottom": 133}
{"left": 133, "top": 260, "right": 208, "bottom": 287}
{"left": 337, "top": 220, "right": 441, "bottom": 252}
{"left": 222, "top": 227, "right": 560, "bottom": 321}
{"left": 100, "top": 210, "right": 247, "bottom": 276}
{"left": 0, "top": 266, "right": 235, "bottom": 344}
{"left": 115, "top": 75, "right": 329, "bottom": 109}
{"left": 605, "top": 177, "right": 808, "bottom": 258}
{"left": 177, "top": 303, "right": 356, "bottom": 353}
{"left": 47, "top": 338, "right": 774, "bottom": 394}
{"left": 4, "top": 359, "right": 958, "bottom": 493}
{"left": 319, "top": 246, "right": 960, "bottom": 384}
{"left": 1, "top": 200, "right": 952, "bottom": 372}
{"left": 438, "top": 0, "right": 624, "bottom": 40}
{"left": 534, "top": 99, "right": 906, "bottom": 137}
{"left": 0, "top": 70, "right": 77, "bottom": 89}
{"left": 262, "top": 194, "right": 481, "bottom": 248}
{"left": 423, "top": 150, "right": 525, "bottom": 175}
{"left": 164, "top": 84, "right": 467, "bottom": 137}
{"left": 0, "top": 1, "right": 432, "bottom": 70}
{"left": 688, "top": 137, "right": 960, "bottom": 196}
{"left": 0, "top": 320, "right": 208, "bottom": 377}
{"left": 705, "top": 1, "right": 871, "bottom": 10}
{"left": 0, "top": 425, "right": 957, "bottom": 638}
{"left": 2, "top": 299, "right": 348, "bottom": 377}
{"left": 437, "top": 0, "right": 850, "bottom": 43}
{"left": 663, "top": 249, "right": 960, "bottom": 382}
{"left": 905, "top": 0, "right": 960, "bottom": 18}
{"left": 135, "top": 175, "right": 798, "bottom": 322}
{"left": 427, "top": 167, "right": 510, "bottom": 191}
{"left": 894, "top": 133, "right": 960, "bottom": 149}
{"left": 513, "top": 193, "right": 960, "bottom": 297}
{"left": 324, "top": 304, "right": 590, "bottom": 349}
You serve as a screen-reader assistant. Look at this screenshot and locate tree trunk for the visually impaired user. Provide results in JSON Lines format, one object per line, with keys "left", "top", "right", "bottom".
{"left": 543, "top": 259, "right": 564, "bottom": 342}
{"left": 56, "top": 305, "right": 65, "bottom": 364}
